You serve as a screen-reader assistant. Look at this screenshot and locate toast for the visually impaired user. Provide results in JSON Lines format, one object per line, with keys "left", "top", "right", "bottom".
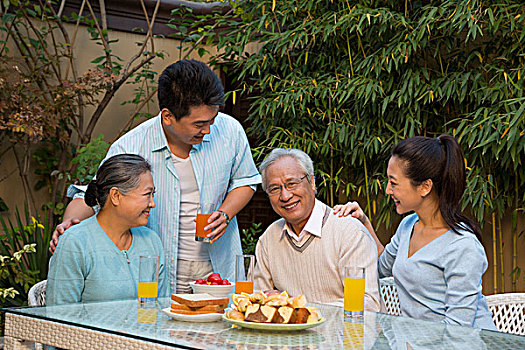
{"left": 170, "top": 302, "right": 225, "bottom": 314}
{"left": 170, "top": 293, "right": 229, "bottom": 308}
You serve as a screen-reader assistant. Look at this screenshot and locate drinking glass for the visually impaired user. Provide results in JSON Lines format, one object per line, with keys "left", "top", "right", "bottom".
{"left": 138, "top": 255, "right": 159, "bottom": 305}
{"left": 344, "top": 266, "right": 365, "bottom": 318}
{"left": 195, "top": 203, "right": 214, "bottom": 242}
{"left": 235, "top": 254, "right": 254, "bottom": 294}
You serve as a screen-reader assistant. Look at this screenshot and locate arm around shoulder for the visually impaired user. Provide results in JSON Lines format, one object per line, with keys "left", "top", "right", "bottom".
{"left": 50, "top": 198, "right": 95, "bottom": 253}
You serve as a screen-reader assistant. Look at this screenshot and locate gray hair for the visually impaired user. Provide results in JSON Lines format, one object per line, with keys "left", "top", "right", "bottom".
{"left": 259, "top": 148, "right": 314, "bottom": 190}
{"left": 85, "top": 154, "right": 151, "bottom": 207}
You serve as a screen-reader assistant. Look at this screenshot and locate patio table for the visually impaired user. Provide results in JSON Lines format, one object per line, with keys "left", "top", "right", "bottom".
{"left": 2, "top": 297, "right": 525, "bottom": 349}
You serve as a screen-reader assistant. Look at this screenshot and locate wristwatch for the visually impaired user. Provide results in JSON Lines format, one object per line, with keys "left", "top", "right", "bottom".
{"left": 217, "top": 210, "right": 230, "bottom": 225}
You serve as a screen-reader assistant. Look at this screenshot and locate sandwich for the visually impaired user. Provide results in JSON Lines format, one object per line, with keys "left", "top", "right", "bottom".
{"left": 170, "top": 293, "right": 229, "bottom": 315}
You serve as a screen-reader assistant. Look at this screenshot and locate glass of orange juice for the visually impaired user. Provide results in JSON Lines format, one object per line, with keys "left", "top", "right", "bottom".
{"left": 235, "top": 254, "right": 254, "bottom": 294}
{"left": 344, "top": 266, "right": 365, "bottom": 319}
{"left": 138, "top": 255, "right": 159, "bottom": 305}
{"left": 195, "top": 203, "right": 214, "bottom": 242}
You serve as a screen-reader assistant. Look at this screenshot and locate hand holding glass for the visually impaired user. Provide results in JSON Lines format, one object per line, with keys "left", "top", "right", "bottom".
{"left": 138, "top": 255, "right": 159, "bottom": 304}
{"left": 344, "top": 266, "right": 365, "bottom": 318}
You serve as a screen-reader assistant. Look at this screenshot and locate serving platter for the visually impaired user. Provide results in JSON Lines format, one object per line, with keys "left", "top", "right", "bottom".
{"left": 222, "top": 314, "right": 326, "bottom": 331}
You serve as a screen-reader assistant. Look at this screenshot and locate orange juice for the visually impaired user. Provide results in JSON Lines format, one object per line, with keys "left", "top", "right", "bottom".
{"left": 344, "top": 278, "right": 365, "bottom": 312}
{"left": 195, "top": 214, "right": 212, "bottom": 240}
{"left": 235, "top": 281, "right": 253, "bottom": 294}
{"left": 138, "top": 281, "right": 158, "bottom": 298}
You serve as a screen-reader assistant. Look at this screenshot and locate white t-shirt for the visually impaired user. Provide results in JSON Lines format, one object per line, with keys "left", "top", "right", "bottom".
{"left": 171, "top": 153, "right": 210, "bottom": 261}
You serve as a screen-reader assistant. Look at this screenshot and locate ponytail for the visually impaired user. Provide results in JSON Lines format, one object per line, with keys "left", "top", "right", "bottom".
{"left": 392, "top": 134, "right": 482, "bottom": 241}
{"left": 437, "top": 135, "right": 482, "bottom": 241}
{"left": 84, "top": 180, "right": 99, "bottom": 207}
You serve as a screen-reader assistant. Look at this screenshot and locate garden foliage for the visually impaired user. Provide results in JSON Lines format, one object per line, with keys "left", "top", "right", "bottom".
{"left": 181, "top": 0, "right": 525, "bottom": 291}
{"left": 0, "top": 0, "right": 163, "bottom": 304}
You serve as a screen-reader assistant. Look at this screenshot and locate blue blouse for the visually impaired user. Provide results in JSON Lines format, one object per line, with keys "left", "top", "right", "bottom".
{"left": 378, "top": 214, "right": 496, "bottom": 330}
{"left": 47, "top": 216, "right": 169, "bottom": 305}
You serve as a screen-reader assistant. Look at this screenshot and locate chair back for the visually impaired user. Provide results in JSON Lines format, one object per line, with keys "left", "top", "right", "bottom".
{"left": 28, "top": 279, "right": 47, "bottom": 306}
{"left": 486, "top": 293, "right": 525, "bottom": 335}
{"left": 379, "top": 277, "right": 401, "bottom": 315}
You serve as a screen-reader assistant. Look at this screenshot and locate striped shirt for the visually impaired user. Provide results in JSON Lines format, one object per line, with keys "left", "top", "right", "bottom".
{"left": 69, "top": 112, "right": 261, "bottom": 293}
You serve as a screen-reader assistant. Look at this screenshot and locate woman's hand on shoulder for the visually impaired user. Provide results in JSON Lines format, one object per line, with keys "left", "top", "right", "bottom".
{"left": 332, "top": 201, "right": 369, "bottom": 225}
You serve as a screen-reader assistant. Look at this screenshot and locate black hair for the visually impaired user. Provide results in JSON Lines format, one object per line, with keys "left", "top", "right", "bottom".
{"left": 85, "top": 154, "right": 151, "bottom": 208}
{"left": 157, "top": 59, "right": 225, "bottom": 120}
{"left": 391, "top": 134, "right": 482, "bottom": 242}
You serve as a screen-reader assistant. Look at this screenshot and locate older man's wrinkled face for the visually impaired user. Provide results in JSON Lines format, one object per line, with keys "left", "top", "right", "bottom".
{"left": 264, "top": 156, "right": 316, "bottom": 233}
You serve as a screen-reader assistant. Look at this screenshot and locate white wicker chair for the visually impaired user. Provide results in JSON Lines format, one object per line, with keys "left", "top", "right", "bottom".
{"left": 379, "top": 277, "right": 401, "bottom": 315}
{"left": 28, "top": 279, "right": 47, "bottom": 306}
{"left": 486, "top": 293, "right": 525, "bottom": 335}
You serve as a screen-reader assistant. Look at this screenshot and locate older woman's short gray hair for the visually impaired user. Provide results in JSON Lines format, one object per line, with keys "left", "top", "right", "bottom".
{"left": 259, "top": 148, "right": 314, "bottom": 190}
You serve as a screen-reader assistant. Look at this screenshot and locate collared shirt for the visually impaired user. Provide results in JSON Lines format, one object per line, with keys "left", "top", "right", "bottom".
{"left": 68, "top": 112, "right": 262, "bottom": 293}
{"left": 281, "top": 199, "right": 324, "bottom": 242}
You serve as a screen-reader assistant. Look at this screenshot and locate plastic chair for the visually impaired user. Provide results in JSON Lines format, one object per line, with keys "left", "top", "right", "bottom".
{"left": 379, "top": 277, "right": 401, "bottom": 315}
{"left": 486, "top": 293, "right": 525, "bottom": 335}
{"left": 28, "top": 279, "right": 47, "bottom": 306}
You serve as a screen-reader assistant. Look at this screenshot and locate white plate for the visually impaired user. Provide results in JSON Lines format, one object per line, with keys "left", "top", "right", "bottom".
{"left": 222, "top": 314, "right": 326, "bottom": 331}
{"left": 162, "top": 308, "right": 223, "bottom": 322}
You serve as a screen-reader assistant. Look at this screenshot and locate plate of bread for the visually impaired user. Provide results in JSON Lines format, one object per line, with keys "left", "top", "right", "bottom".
{"left": 162, "top": 293, "right": 229, "bottom": 322}
{"left": 223, "top": 291, "right": 325, "bottom": 331}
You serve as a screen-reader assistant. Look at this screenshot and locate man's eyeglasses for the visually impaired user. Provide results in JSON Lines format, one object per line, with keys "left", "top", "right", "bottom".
{"left": 265, "top": 175, "right": 310, "bottom": 196}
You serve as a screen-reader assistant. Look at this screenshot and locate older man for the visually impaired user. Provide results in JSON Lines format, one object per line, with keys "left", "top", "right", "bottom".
{"left": 253, "top": 148, "right": 380, "bottom": 310}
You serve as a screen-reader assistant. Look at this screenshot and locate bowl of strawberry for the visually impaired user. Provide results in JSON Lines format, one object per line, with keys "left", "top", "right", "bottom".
{"left": 189, "top": 273, "right": 235, "bottom": 297}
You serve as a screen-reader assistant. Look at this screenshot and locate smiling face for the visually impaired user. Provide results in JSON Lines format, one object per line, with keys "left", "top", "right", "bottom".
{"left": 162, "top": 104, "right": 219, "bottom": 152}
{"left": 386, "top": 156, "right": 430, "bottom": 214}
{"left": 264, "top": 156, "right": 316, "bottom": 233}
{"left": 115, "top": 171, "right": 156, "bottom": 228}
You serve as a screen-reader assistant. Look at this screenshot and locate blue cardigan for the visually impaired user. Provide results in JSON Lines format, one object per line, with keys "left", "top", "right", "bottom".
{"left": 47, "top": 216, "right": 169, "bottom": 304}
{"left": 378, "top": 214, "right": 496, "bottom": 330}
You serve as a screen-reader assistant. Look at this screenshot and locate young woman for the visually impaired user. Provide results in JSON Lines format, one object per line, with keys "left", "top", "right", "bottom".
{"left": 334, "top": 134, "right": 496, "bottom": 330}
{"left": 47, "top": 154, "right": 169, "bottom": 304}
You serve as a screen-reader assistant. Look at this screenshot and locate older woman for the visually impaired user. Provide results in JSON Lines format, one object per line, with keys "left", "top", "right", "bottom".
{"left": 47, "top": 154, "right": 168, "bottom": 304}
{"left": 335, "top": 134, "right": 496, "bottom": 330}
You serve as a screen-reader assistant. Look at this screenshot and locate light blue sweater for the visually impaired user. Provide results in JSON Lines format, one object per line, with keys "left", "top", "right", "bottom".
{"left": 47, "top": 216, "right": 169, "bottom": 305}
{"left": 378, "top": 214, "right": 496, "bottom": 330}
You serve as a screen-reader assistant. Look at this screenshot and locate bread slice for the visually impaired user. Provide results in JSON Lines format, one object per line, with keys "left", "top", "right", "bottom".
{"left": 290, "top": 308, "right": 311, "bottom": 324}
{"left": 171, "top": 293, "right": 229, "bottom": 308}
{"left": 244, "top": 304, "right": 277, "bottom": 323}
{"left": 272, "top": 306, "right": 294, "bottom": 323}
{"left": 170, "top": 303, "right": 225, "bottom": 314}
{"left": 169, "top": 308, "right": 219, "bottom": 315}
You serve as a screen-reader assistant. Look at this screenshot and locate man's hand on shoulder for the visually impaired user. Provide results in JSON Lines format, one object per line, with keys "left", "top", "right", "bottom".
{"left": 49, "top": 218, "right": 80, "bottom": 254}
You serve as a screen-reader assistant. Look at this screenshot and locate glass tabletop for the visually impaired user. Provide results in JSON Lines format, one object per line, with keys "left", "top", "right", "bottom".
{"left": 3, "top": 297, "right": 525, "bottom": 349}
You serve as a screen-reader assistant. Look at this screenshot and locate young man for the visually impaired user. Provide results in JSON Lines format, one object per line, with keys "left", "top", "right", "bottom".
{"left": 50, "top": 60, "right": 261, "bottom": 293}
{"left": 253, "top": 148, "right": 380, "bottom": 310}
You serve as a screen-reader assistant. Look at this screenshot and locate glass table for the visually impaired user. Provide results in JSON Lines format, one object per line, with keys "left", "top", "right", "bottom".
{"left": 2, "top": 297, "right": 525, "bottom": 349}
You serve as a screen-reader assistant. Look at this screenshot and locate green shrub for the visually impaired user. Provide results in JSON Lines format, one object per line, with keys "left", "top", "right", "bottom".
{"left": 0, "top": 207, "right": 52, "bottom": 306}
